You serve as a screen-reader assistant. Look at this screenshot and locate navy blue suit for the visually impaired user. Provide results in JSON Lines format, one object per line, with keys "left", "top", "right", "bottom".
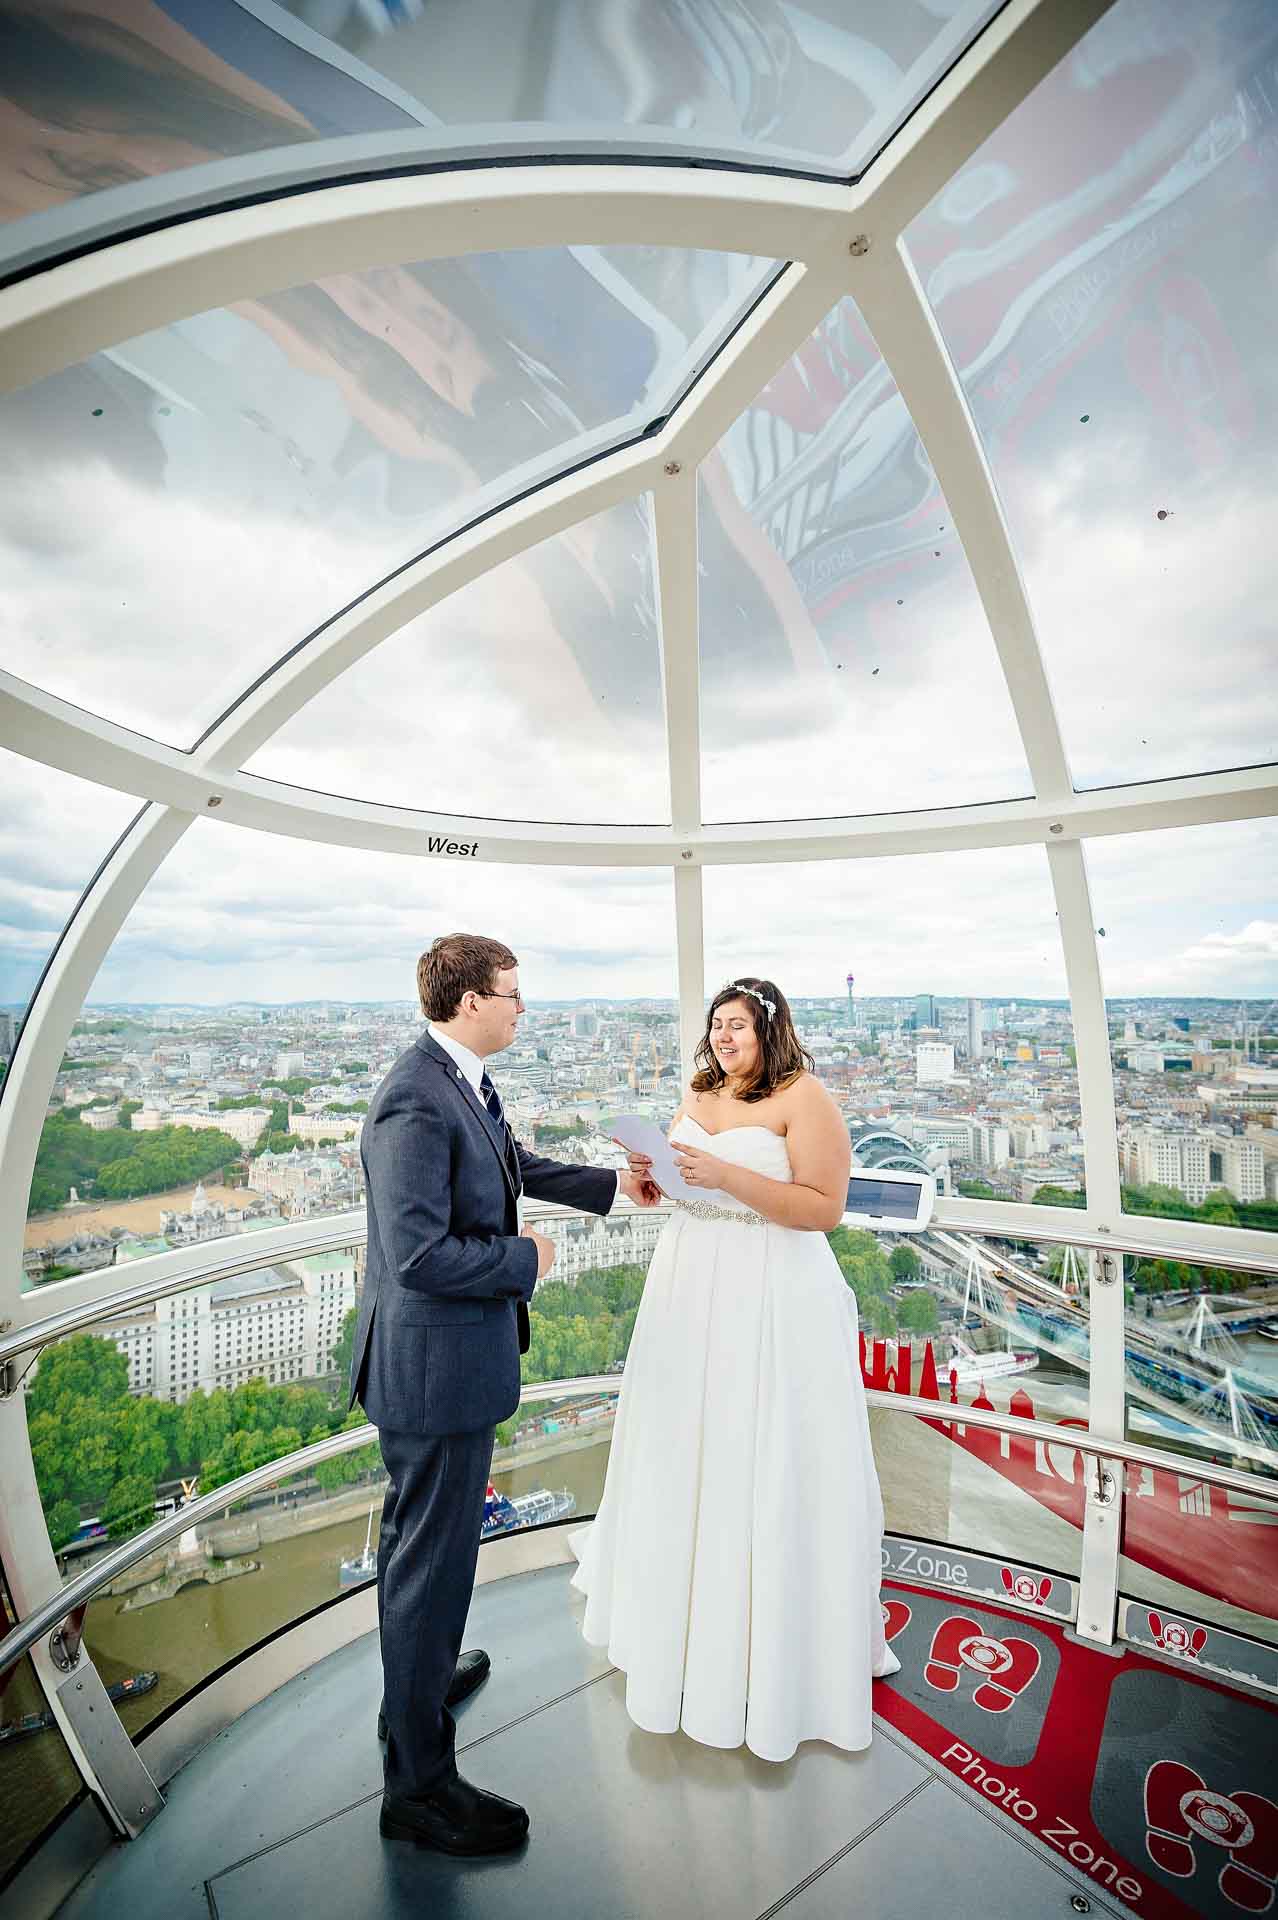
{"left": 351, "top": 1032, "right": 615, "bottom": 1794}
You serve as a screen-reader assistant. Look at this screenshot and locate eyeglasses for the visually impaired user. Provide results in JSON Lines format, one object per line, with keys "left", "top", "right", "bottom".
{"left": 474, "top": 990, "right": 525, "bottom": 1006}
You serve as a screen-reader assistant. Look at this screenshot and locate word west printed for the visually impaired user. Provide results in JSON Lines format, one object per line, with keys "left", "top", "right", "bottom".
{"left": 1145, "top": 1761, "right": 1278, "bottom": 1911}
{"left": 425, "top": 836, "right": 479, "bottom": 858}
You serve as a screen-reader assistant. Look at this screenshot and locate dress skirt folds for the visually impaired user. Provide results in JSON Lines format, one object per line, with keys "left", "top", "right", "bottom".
{"left": 568, "top": 1117, "right": 900, "bottom": 1763}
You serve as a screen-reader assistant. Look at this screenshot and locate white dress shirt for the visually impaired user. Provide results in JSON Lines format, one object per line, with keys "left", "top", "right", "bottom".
{"left": 426, "top": 1024, "right": 619, "bottom": 1211}
{"left": 427, "top": 1022, "right": 488, "bottom": 1104}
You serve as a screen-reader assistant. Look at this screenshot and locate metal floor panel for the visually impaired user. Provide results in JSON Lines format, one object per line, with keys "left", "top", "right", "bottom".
{"left": 55, "top": 1563, "right": 611, "bottom": 1920}
{"left": 207, "top": 1663, "right": 928, "bottom": 1920}
{"left": 776, "top": 1773, "right": 1126, "bottom": 1920}
{"left": 51, "top": 1562, "right": 1113, "bottom": 1920}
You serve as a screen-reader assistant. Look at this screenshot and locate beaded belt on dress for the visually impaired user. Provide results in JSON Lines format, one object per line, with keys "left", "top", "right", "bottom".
{"left": 675, "top": 1197, "right": 768, "bottom": 1226}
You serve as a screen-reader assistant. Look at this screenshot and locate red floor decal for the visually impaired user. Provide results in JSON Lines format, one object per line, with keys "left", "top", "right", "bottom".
{"left": 873, "top": 1579, "right": 1277, "bottom": 1919}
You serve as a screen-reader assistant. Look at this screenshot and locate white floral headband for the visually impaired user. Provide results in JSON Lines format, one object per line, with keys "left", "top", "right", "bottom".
{"left": 727, "top": 983, "right": 776, "bottom": 1021}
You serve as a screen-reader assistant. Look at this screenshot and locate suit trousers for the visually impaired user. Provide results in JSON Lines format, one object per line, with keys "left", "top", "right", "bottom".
{"left": 375, "top": 1422, "right": 495, "bottom": 1796}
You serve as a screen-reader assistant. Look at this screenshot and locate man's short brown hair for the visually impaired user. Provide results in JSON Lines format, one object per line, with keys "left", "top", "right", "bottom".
{"left": 417, "top": 933, "right": 518, "bottom": 1021}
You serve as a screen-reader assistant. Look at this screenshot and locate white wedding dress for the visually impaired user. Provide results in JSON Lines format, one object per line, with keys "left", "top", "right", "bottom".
{"left": 568, "top": 1114, "right": 900, "bottom": 1763}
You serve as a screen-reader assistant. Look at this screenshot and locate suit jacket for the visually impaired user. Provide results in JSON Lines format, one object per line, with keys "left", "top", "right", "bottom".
{"left": 350, "top": 1031, "right": 617, "bottom": 1435}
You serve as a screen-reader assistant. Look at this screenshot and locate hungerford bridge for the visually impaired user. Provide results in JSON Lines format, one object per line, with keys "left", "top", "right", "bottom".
{"left": 915, "top": 1228, "right": 1278, "bottom": 1468}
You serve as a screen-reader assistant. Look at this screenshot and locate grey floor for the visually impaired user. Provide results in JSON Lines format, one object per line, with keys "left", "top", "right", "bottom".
{"left": 54, "top": 1563, "right": 1126, "bottom": 1920}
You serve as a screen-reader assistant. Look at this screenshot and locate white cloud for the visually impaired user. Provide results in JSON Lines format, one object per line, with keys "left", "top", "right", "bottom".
{"left": 85, "top": 820, "right": 678, "bottom": 1004}
{"left": 1087, "top": 819, "right": 1277, "bottom": 998}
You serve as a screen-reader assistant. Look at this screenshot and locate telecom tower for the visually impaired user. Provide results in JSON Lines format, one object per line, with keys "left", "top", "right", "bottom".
{"left": 846, "top": 972, "right": 856, "bottom": 1028}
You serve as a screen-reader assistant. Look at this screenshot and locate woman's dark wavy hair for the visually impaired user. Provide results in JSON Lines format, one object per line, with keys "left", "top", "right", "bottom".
{"left": 690, "top": 978, "right": 814, "bottom": 1104}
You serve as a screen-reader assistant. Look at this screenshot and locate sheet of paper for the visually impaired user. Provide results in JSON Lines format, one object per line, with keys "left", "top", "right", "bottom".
{"left": 605, "top": 1113, "right": 731, "bottom": 1206}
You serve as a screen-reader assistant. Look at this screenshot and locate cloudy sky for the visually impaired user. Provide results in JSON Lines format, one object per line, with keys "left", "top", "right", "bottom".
{"left": 0, "top": 746, "right": 1273, "bottom": 1013}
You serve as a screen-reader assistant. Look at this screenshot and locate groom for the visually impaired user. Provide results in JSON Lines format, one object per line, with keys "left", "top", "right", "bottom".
{"left": 350, "top": 932, "right": 657, "bottom": 1855}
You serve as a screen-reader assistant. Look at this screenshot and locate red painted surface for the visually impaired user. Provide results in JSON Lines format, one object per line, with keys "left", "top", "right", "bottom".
{"left": 874, "top": 1580, "right": 1278, "bottom": 1919}
{"left": 860, "top": 1336, "right": 1278, "bottom": 1621}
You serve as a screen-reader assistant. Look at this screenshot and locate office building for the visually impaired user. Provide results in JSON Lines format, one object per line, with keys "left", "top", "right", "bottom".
{"left": 915, "top": 1042, "right": 954, "bottom": 1085}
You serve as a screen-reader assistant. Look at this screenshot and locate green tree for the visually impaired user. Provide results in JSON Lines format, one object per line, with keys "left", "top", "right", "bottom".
{"left": 28, "top": 1333, "right": 128, "bottom": 1420}
{"left": 45, "top": 1498, "right": 80, "bottom": 1554}
{"left": 897, "top": 1291, "right": 940, "bottom": 1334}
{"left": 112, "top": 1396, "right": 171, "bottom": 1487}
{"left": 177, "top": 1387, "right": 231, "bottom": 1476}
{"left": 827, "top": 1228, "right": 897, "bottom": 1332}
{"left": 1030, "top": 1184, "right": 1086, "bottom": 1210}
{"left": 860, "top": 1293, "right": 897, "bottom": 1337}
{"left": 889, "top": 1245, "right": 922, "bottom": 1283}
{"left": 329, "top": 1306, "right": 359, "bottom": 1387}
{"left": 103, "top": 1473, "right": 157, "bottom": 1540}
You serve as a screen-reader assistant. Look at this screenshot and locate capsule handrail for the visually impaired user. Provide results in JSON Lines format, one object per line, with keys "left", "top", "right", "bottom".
{"left": 7, "top": 1205, "right": 1278, "bottom": 1371}
{"left": 2, "top": 1374, "right": 1273, "bottom": 1685}
{"left": 1, "top": 1203, "right": 667, "bottom": 1369}
{"left": 2, "top": 1210, "right": 372, "bottom": 1369}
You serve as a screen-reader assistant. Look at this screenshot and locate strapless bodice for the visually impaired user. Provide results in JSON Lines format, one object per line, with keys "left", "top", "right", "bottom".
{"left": 670, "top": 1114, "right": 792, "bottom": 1210}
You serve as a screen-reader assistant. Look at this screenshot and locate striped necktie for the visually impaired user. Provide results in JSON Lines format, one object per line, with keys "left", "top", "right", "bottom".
{"left": 479, "top": 1071, "right": 506, "bottom": 1132}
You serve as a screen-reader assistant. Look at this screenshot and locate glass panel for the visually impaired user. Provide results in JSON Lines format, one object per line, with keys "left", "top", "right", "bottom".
{"left": 698, "top": 298, "right": 1031, "bottom": 822}
{"left": 0, "top": 0, "right": 1003, "bottom": 230}
{"left": 0, "top": 1, "right": 420, "bottom": 230}
{"left": 23, "top": 819, "right": 676, "bottom": 1282}
{"left": 1116, "top": 1249, "right": 1278, "bottom": 1646}
{"left": 246, "top": 495, "right": 669, "bottom": 824}
{"left": 0, "top": 1628, "right": 85, "bottom": 1887}
{"left": 0, "top": 749, "right": 137, "bottom": 1124}
{"left": 1084, "top": 818, "right": 1277, "bottom": 1237}
{"left": 904, "top": 0, "right": 1278, "bottom": 789}
{"left": 496, "top": 1207, "right": 670, "bottom": 1536}
{"left": 703, "top": 844, "right": 1082, "bottom": 1209}
{"left": 0, "top": 247, "right": 772, "bottom": 746}
{"left": 865, "top": 1223, "right": 1089, "bottom": 1585}
{"left": 872, "top": 1407, "right": 1084, "bottom": 1596}
{"left": 287, "top": 0, "right": 1002, "bottom": 176}
{"left": 30, "top": 1283, "right": 368, "bottom": 1569}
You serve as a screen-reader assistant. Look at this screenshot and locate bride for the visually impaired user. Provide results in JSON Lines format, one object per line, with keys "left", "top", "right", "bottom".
{"left": 569, "top": 976, "right": 900, "bottom": 1763}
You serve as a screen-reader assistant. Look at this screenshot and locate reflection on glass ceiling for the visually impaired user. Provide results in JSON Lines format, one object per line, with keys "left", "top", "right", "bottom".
{"left": 246, "top": 495, "right": 669, "bottom": 825}
{"left": 285, "top": 0, "right": 1003, "bottom": 174}
{"left": 0, "top": 0, "right": 417, "bottom": 229}
{"left": 0, "top": 0, "right": 1002, "bottom": 235}
{"left": 698, "top": 296, "right": 1031, "bottom": 822}
{"left": 0, "top": 244, "right": 769, "bottom": 746}
{"left": 905, "top": 0, "right": 1278, "bottom": 790}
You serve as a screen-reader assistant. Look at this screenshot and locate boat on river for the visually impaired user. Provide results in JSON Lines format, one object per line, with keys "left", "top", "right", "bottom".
{"left": 338, "top": 1505, "right": 377, "bottom": 1589}
{"left": 0, "top": 1671, "right": 157, "bottom": 1742}
{"left": 482, "top": 1484, "right": 576, "bottom": 1539}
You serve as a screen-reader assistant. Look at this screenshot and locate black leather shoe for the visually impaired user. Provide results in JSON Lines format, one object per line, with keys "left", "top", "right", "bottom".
{"left": 379, "top": 1773, "right": 529, "bottom": 1856}
{"left": 377, "top": 1649, "right": 491, "bottom": 1741}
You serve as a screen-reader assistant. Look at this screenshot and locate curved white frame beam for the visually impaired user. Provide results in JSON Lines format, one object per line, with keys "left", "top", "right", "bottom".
{"left": 4, "top": 0, "right": 1278, "bottom": 1837}
{"left": 3, "top": 669, "right": 1273, "bottom": 862}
